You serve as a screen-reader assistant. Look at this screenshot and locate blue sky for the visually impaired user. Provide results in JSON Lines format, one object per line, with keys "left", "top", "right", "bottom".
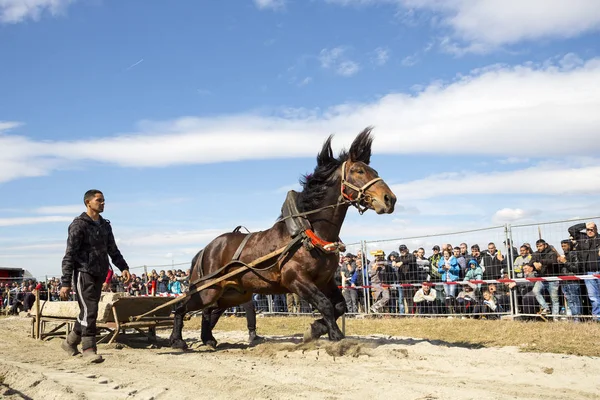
{"left": 1, "top": 0, "right": 600, "bottom": 278}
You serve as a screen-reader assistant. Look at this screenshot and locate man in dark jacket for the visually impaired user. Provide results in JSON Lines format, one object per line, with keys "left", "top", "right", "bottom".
{"left": 59, "top": 189, "right": 131, "bottom": 362}
{"left": 568, "top": 222, "right": 600, "bottom": 321}
{"left": 558, "top": 239, "right": 582, "bottom": 318}
{"left": 480, "top": 242, "right": 504, "bottom": 280}
{"left": 530, "top": 239, "right": 559, "bottom": 317}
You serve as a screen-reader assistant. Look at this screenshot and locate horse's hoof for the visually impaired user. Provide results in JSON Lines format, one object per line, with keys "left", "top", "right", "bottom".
{"left": 170, "top": 339, "right": 188, "bottom": 350}
{"left": 203, "top": 339, "right": 217, "bottom": 349}
{"left": 328, "top": 332, "right": 345, "bottom": 342}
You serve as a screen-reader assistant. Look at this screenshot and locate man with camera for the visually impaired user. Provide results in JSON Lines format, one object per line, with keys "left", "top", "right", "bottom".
{"left": 368, "top": 250, "right": 390, "bottom": 313}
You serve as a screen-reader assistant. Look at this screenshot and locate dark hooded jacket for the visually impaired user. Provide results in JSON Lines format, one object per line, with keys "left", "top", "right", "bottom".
{"left": 530, "top": 245, "right": 558, "bottom": 276}
{"left": 61, "top": 213, "right": 129, "bottom": 287}
{"left": 568, "top": 223, "right": 600, "bottom": 273}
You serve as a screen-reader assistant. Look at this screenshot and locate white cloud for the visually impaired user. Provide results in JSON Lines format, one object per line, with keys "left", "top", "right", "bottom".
{"left": 498, "top": 157, "right": 530, "bottom": 165}
{"left": 253, "top": 0, "right": 286, "bottom": 11}
{"left": 33, "top": 204, "right": 83, "bottom": 214}
{"left": 1, "top": 242, "right": 65, "bottom": 251}
{"left": 319, "top": 47, "right": 360, "bottom": 77}
{"left": 120, "top": 228, "right": 232, "bottom": 248}
{"left": 401, "top": 54, "right": 419, "bottom": 66}
{"left": 298, "top": 76, "right": 312, "bottom": 86}
{"left": 0, "top": 121, "right": 22, "bottom": 131}
{"left": 326, "top": 0, "right": 600, "bottom": 54}
{"left": 492, "top": 208, "right": 542, "bottom": 224}
{"left": 0, "top": 216, "right": 73, "bottom": 227}
{"left": 0, "top": 0, "right": 76, "bottom": 24}
{"left": 319, "top": 47, "right": 345, "bottom": 68}
{"left": 336, "top": 60, "right": 360, "bottom": 76}
{"left": 2, "top": 55, "right": 600, "bottom": 183}
{"left": 372, "top": 47, "right": 390, "bottom": 66}
{"left": 391, "top": 159, "right": 600, "bottom": 201}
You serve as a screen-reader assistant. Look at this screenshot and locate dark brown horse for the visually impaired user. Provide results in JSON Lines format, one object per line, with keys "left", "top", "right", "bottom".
{"left": 168, "top": 127, "right": 396, "bottom": 349}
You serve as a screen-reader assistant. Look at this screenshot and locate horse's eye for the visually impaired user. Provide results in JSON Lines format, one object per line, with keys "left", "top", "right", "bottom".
{"left": 357, "top": 169, "right": 364, "bottom": 175}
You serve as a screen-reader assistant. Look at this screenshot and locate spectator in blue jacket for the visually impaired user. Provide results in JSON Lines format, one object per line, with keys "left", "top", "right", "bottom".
{"left": 438, "top": 249, "right": 460, "bottom": 314}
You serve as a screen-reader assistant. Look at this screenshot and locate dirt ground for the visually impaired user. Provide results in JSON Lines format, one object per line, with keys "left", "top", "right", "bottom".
{"left": 0, "top": 316, "right": 599, "bottom": 400}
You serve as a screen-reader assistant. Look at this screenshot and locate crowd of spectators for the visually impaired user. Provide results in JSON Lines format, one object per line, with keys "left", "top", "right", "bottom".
{"left": 1, "top": 268, "right": 191, "bottom": 315}
{"left": 335, "top": 221, "right": 600, "bottom": 322}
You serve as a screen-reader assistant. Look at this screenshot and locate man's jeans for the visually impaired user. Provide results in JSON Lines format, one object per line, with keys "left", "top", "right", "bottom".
{"left": 585, "top": 272, "right": 600, "bottom": 321}
{"left": 561, "top": 282, "right": 581, "bottom": 316}
{"left": 532, "top": 281, "right": 560, "bottom": 315}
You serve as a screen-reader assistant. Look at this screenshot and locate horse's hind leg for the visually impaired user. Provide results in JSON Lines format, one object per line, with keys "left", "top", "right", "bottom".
{"left": 307, "top": 282, "right": 347, "bottom": 341}
{"left": 170, "top": 286, "right": 224, "bottom": 349}
{"left": 201, "top": 307, "right": 225, "bottom": 348}
{"left": 290, "top": 280, "right": 345, "bottom": 342}
{"left": 169, "top": 302, "right": 189, "bottom": 349}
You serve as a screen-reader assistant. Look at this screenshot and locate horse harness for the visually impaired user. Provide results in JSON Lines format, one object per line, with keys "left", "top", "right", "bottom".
{"left": 131, "top": 161, "right": 385, "bottom": 320}
{"left": 188, "top": 160, "right": 383, "bottom": 286}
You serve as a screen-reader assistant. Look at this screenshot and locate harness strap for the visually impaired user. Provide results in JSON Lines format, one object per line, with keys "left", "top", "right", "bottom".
{"left": 304, "top": 229, "right": 346, "bottom": 254}
{"left": 232, "top": 233, "right": 253, "bottom": 261}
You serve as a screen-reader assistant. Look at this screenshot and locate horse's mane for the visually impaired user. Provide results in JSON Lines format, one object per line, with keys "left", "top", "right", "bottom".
{"left": 296, "top": 127, "right": 373, "bottom": 212}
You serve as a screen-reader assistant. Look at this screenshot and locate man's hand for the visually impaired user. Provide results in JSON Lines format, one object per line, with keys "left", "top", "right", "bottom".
{"left": 122, "top": 269, "right": 132, "bottom": 284}
{"left": 102, "top": 282, "right": 110, "bottom": 291}
{"left": 59, "top": 286, "right": 71, "bottom": 301}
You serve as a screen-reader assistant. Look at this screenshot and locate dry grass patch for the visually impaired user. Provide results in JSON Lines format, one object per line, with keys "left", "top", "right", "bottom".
{"left": 183, "top": 315, "right": 600, "bottom": 357}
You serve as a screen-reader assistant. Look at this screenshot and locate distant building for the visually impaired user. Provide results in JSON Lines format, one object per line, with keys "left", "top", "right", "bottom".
{"left": 0, "top": 266, "right": 25, "bottom": 281}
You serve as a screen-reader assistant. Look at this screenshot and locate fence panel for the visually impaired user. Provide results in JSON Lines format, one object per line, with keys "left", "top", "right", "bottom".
{"left": 6, "top": 219, "right": 599, "bottom": 323}
{"left": 359, "top": 226, "right": 511, "bottom": 318}
{"left": 508, "top": 216, "right": 600, "bottom": 321}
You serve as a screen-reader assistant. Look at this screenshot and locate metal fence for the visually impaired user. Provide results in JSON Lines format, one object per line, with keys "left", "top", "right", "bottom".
{"left": 3, "top": 217, "right": 599, "bottom": 321}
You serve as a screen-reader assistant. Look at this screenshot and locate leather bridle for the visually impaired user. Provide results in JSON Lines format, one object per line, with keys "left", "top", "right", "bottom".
{"left": 339, "top": 161, "right": 383, "bottom": 214}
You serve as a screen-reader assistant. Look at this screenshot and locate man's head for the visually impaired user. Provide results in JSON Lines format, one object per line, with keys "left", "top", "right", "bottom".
{"left": 343, "top": 253, "right": 355, "bottom": 263}
{"left": 399, "top": 244, "right": 408, "bottom": 254}
{"left": 560, "top": 239, "right": 572, "bottom": 253}
{"left": 519, "top": 245, "right": 529, "bottom": 256}
{"left": 536, "top": 239, "right": 548, "bottom": 252}
{"left": 586, "top": 222, "right": 597, "bottom": 238}
{"left": 84, "top": 189, "right": 104, "bottom": 214}
{"left": 432, "top": 245, "right": 440, "bottom": 254}
{"left": 459, "top": 243, "right": 468, "bottom": 254}
{"left": 471, "top": 244, "right": 480, "bottom": 257}
{"left": 487, "top": 242, "right": 497, "bottom": 254}
{"left": 453, "top": 246, "right": 460, "bottom": 257}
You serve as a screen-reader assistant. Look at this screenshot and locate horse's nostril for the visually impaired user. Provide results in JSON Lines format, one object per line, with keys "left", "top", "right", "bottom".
{"left": 384, "top": 194, "right": 391, "bottom": 206}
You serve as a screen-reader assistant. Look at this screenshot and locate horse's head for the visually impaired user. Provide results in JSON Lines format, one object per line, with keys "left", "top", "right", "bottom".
{"left": 339, "top": 127, "right": 397, "bottom": 215}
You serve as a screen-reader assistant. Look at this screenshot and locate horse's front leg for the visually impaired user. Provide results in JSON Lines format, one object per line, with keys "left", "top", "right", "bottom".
{"left": 290, "top": 279, "right": 345, "bottom": 342}
{"left": 308, "top": 280, "right": 347, "bottom": 341}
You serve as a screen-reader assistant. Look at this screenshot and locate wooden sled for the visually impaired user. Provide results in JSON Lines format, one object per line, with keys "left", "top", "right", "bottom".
{"left": 32, "top": 292, "right": 188, "bottom": 345}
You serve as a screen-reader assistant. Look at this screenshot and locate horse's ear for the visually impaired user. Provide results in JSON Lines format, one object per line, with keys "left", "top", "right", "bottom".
{"left": 317, "top": 134, "right": 335, "bottom": 166}
{"left": 349, "top": 126, "right": 374, "bottom": 164}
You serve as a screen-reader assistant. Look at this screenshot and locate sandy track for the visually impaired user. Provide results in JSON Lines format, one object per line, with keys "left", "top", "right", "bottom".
{"left": 0, "top": 316, "right": 598, "bottom": 400}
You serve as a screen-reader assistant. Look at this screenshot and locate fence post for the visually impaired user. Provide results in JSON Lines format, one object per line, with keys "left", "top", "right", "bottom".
{"left": 505, "top": 223, "right": 518, "bottom": 319}
{"left": 360, "top": 240, "right": 370, "bottom": 314}
{"left": 143, "top": 265, "right": 148, "bottom": 295}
